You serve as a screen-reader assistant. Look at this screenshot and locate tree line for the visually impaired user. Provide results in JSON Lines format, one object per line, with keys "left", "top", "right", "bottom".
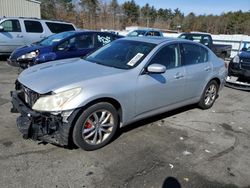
{"left": 40, "top": 0, "right": 250, "bottom": 34}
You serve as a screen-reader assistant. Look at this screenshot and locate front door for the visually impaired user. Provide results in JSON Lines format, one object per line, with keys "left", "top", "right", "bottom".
{"left": 0, "top": 19, "right": 24, "bottom": 53}
{"left": 136, "top": 43, "right": 186, "bottom": 115}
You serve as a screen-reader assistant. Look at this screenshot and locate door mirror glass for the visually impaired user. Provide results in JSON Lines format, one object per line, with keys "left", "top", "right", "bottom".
{"left": 147, "top": 64, "right": 166, "bottom": 74}
{"left": 0, "top": 25, "right": 4, "bottom": 32}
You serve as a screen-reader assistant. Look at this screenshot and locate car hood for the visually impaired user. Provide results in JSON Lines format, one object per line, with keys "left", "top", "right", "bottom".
{"left": 18, "top": 58, "right": 126, "bottom": 94}
{"left": 239, "top": 51, "right": 250, "bottom": 59}
{"left": 10, "top": 44, "right": 51, "bottom": 60}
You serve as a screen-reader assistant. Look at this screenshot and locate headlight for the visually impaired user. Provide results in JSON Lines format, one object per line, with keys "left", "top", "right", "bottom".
{"left": 32, "top": 88, "right": 81, "bottom": 112}
{"left": 17, "top": 50, "right": 39, "bottom": 61}
{"left": 232, "top": 55, "right": 240, "bottom": 63}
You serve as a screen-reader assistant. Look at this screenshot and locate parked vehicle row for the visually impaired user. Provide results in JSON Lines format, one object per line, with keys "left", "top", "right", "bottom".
{"left": 0, "top": 17, "right": 76, "bottom": 55}
{"left": 10, "top": 37, "right": 227, "bottom": 150}
{"left": 0, "top": 17, "right": 227, "bottom": 150}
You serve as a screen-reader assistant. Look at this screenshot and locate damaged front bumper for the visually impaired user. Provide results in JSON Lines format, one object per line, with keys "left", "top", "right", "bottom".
{"left": 11, "top": 91, "right": 80, "bottom": 146}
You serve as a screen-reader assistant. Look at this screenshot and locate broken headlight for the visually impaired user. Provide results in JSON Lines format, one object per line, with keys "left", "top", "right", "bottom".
{"left": 17, "top": 50, "right": 39, "bottom": 61}
{"left": 32, "top": 88, "right": 81, "bottom": 112}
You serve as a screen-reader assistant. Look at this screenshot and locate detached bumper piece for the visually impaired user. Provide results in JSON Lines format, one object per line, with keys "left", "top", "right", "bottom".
{"left": 11, "top": 91, "right": 78, "bottom": 146}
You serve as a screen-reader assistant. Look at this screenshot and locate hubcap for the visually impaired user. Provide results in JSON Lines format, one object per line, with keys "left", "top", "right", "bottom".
{"left": 82, "top": 110, "right": 114, "bottom": 145}
{"left": 204, "top": 84, "right": 217, "bottom": 106}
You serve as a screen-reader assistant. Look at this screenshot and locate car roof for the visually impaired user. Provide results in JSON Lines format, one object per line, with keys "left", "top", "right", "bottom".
{"left": 121, "top": 37, "right": 183, "bottom": 45}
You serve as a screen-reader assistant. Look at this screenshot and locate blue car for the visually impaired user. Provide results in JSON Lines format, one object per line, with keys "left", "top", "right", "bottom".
{"left": 7, "top": 30, "right": 123, "bottom": 69}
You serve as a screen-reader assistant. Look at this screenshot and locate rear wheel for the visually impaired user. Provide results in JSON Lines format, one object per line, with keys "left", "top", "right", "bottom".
{"left": 198, "top": 80, "right": 219, "bottom": 109}
{"left": 72, "top": 102, "right": 119, "bottom": 151}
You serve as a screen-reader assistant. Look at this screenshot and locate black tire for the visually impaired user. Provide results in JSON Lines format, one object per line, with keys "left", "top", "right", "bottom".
{"left": 72, "top": 102, "right": 119, "bottom": 151}
{"left": 198, "top": 80, "right": 219, "bottom": 109}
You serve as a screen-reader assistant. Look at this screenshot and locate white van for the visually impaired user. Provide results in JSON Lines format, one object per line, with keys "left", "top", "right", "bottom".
{"left": 0, "top": 17, "right": 77, "bottom": 55}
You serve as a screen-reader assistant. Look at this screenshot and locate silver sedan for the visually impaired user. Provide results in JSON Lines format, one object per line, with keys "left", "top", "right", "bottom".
{"left": 11, "top": 37, "right": 227, "bottom": 150}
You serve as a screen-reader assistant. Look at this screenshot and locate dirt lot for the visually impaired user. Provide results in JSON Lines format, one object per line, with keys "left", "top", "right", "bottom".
{"left": 0, "top": 60, "right": 250, "bottom": 188}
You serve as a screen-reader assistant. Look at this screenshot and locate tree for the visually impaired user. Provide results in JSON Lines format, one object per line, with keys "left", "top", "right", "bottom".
{"left": 110, "top": 0, "right": 119, "bottom": 29}
{"left": 122, "top": 0, "right": 140, "bottom": 25}
{"left": 80, "top": 0, "right": 99, "bottom": 29}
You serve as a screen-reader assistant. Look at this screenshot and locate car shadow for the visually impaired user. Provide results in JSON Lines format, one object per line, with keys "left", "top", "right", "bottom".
{"left": 115, "top": 104, "right": 197, "bottom": 140}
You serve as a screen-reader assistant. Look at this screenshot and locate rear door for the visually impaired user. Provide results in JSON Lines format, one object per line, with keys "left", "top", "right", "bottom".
{"left": 136, "top": 43, "right": 186, "bottom": 115}
{"left": 0, "top": 19, "right": 24, "bottom": 53}
{"left": 181, "top": 43, "right": 212, "bottom": 98}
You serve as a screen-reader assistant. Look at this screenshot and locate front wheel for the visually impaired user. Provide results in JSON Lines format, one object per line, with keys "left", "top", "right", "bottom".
{"left": 72, "top": 102, "right": 119, "bottom": 151}
{"left": 198, "top": 80, "right": 219, "bottom": 109}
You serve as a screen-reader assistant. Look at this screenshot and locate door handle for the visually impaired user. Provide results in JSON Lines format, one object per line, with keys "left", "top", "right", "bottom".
{"left": 204, "top": 66, "right": 211, "bottom": 71}
{"left": 40, "top": 35, "right": 46, "bottom": 39}
{"left": 174, "top": 73, "right": 184, "bottom": 79}
{"left": 17, "top": 34, "right": 24, "bottom": 38}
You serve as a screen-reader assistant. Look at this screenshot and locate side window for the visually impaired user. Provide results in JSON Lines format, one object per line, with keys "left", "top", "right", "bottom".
{"left": 24, "top": 21, "right": 43, "bottom": 33}
{"left": 150, "top": 44, "right": 180, "bottom": 69}
{"left": 45, "top": 22, "right": 75, "bottom": 33}
{"left": 57, "top": 39, "right": 70, "bottom": 51}
{"left": 96, "top": 33, "right": 112, "bottom": 48}
{"left": 153, "top": 31, "right": 161, "bottom": 36}
{"left": 182, "top": 43, "right": 208, "bottom": 65}
{"left": 191, "top": 35, "right": 202, "bottom": 43}
{"left": 75, "top": 34, "right": 94, "bottom": 49}
{"left": 146, "top": 31, "right": 154, "bottom": 36}
{"left": 56, "top": 34, "right": 94, "bottom": 51}
{"left": 201, "top": 36, "right": 211, "bottom": 46}
{"left": 0, "top": 20, "right": 21, "bottom": 32}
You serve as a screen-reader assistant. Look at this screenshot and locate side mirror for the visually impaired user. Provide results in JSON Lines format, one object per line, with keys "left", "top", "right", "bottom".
{"left": 0, "top": 25, "right": 4, "bottom": 32}
{"left": 147, "top": 64, "right": 166, "bottom": 74}
{"left": 241, "top": 47, "right": 247, "bottom": 52}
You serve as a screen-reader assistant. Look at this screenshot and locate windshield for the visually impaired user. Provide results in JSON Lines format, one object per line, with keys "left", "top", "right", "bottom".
{"left": 38, "top": 31, "right": 75, "bottom": 46}
{"left": 127, "top": 30, "right": 147, "bottom": 37}
{"left": 85, "top": 40, "right": 156, "bottom": 69}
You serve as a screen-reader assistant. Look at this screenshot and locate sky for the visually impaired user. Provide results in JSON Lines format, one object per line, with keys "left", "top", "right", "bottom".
{"left": 117, "top": 0, "right": 250, "bottom": 15}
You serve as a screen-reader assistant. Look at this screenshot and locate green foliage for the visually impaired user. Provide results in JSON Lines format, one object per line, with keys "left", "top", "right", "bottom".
{"left": 122, "top": 0, "right": 140, "bottom": 25}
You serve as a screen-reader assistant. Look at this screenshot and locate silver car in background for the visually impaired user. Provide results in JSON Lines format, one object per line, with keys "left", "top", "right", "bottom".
{"left": 11, "top": 37, "right": 227, "bottom": 150}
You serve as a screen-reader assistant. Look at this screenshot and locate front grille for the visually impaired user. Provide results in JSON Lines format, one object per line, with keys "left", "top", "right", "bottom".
{"left": 241, "top": 63, "right": 250, "bottom": 70}
{"left": 18, "top": 84, "right": 40, "bottom": 107}
{"left": 241, "top": 58, "right": 250, "bottom": 64}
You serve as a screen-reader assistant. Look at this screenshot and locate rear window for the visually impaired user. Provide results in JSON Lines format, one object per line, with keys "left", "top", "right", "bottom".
{"left": 24, "top": 20, "right": 43, "bottom": 33}
{"left": 182, "top": 43, "right": 209, "bottom": 65}
{"left": 45, "top": 22, "right": 75, "bottom": 33}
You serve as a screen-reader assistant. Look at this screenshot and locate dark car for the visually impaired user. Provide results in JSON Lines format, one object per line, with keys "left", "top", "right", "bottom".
{"left": 228, "top": 47, "right": 250, "bottom": 82}
{"left": 7, "top": 30, "right": 123, "bottom": 69}
{"left": 178, "top": 33, "right": 232, "bottom": 59}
